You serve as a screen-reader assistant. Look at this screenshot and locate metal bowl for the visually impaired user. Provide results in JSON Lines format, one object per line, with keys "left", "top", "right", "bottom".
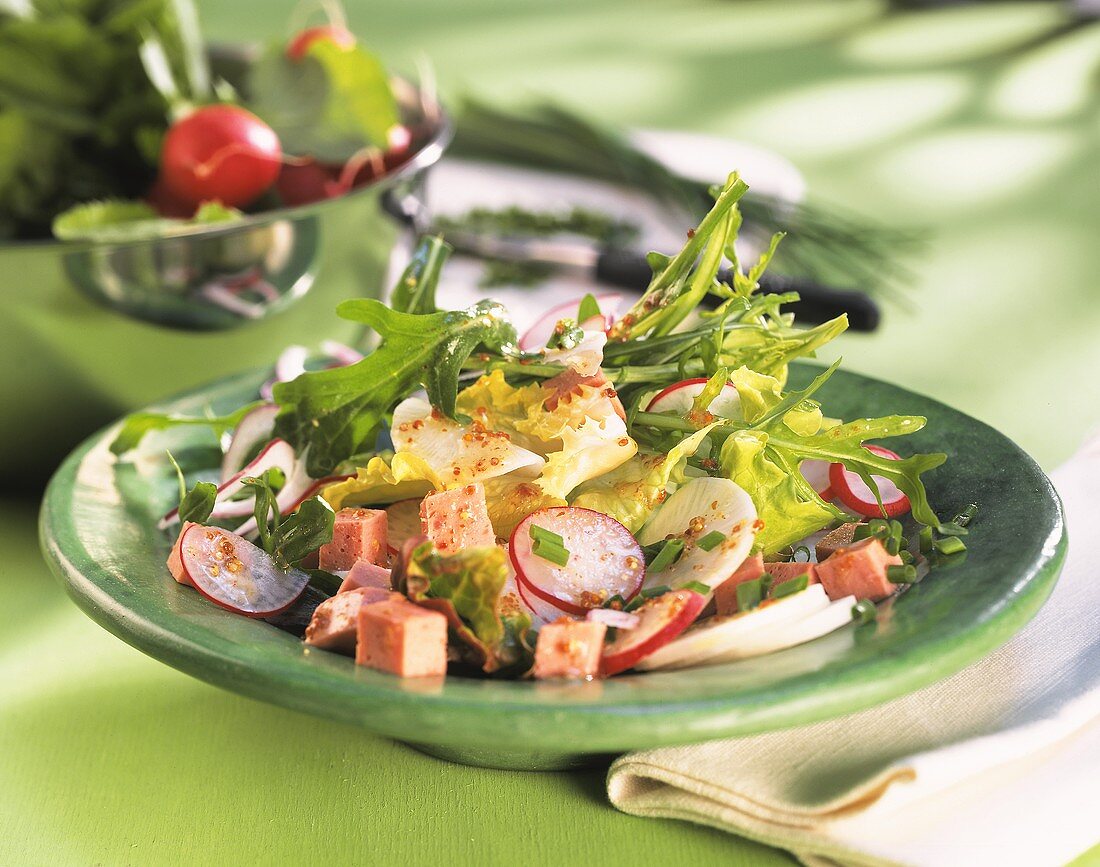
{"left": 0, "top": 74, "right": 451, "bottom": 489}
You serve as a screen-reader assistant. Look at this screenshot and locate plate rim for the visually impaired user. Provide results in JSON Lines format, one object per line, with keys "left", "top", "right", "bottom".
{"left": 38, "top": 365, "right": 1067, "bottom": 754}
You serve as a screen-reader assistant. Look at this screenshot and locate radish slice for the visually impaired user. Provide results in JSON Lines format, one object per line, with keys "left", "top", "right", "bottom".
{"left": 637, "top": 477, "right": 759, "bottom": 592}
{"left": 510, "top": 507, "right": 645, "bottom": 615}
{"left": 586, "top": 608, "right": 640, "bottom": 630}
{"left": 829, "top": 444, "right": 911, "bottom": 518}
{"left": 161, "top": 439, "right": 297, "bottom": 529}
{"left": 320, "top": 340, "right": 363, "bottom": 366}
{"left": 384, "top": 498, "right": 423, "bottom": 550}
{"left": 700, "top": 594, "right": 857, "bottom": 664}
{"left": 600, "top": 589, "right": 707, "bottom": 676}
{"left": 518, "top": 293, "right": 622, "bottom": 351}
{"left": 177, "top": 523, "right": 308, "bottom": 617}
{"left": 221, "top": 403, "right": 280, "bottom": 481}
{"left": 645, "top": 377, "right": 742, "bottom": 420}
{"left": 514, "top": 574, "right": 564, "bottom": 627}
{"left": 799, "top": 459, "right": 834, "bottom": 501}
{"left": 260, "top": 345, "right": 309, "bottom": 400}
{"left": 634, "top": 584, "right": 831, "bottom": 671}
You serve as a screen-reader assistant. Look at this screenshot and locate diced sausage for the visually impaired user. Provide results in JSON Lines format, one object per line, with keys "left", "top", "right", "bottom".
{"left": 304, "top": 587, "right": 396, "bottom": 654}
{"left": 713, "top": 552, "right": 765, "bottom": 616}
{"left": 167, "top": 522, "right": 199, "bottom": 586}
{"left": 816, "top": 522, "right": 862, "bottom": 562}
{"left": 356, "top": 597, "right": 448, "bottom": 677}
{"left": 419, "top": 483, "right": 496, "bottom": 555}
{"left": 763, "top": 560, "right": 819, "bottom": 590}
{"left": 338, "top": 559, "right": 392, "bottom": 593}
{"left": 542, "top": 368, "right": 626, "bottom": 421}
{"left": 816, "top": 537, "right": 902, "bottom": 602}
{"left": 319, "top": 508, "right": 388, "bottom": 572}
{"left": 533, "top": 618, "right": 607, "bottom": 680}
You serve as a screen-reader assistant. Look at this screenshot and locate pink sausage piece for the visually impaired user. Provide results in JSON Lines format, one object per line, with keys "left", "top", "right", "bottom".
{"left": 319, "top": 508, "right": 388, "bottom": 572}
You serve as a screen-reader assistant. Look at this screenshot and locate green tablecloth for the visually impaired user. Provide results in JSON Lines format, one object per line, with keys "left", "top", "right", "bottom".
{"left": 4, "top": 2, "right": 1099, "bottom": 864}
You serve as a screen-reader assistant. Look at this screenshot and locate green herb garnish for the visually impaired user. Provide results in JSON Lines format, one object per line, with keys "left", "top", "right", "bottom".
{"left": 532, "top": 537, "right": 570, "bottom": 567}
{"left": 736, "top": 578, "right": 763, "bottom": 612}
{"left": 647, "top": 539, "right": 685, "bottom": 573}
{"left": 851, "top": 599, "right": 877, "bottom": 624}
{"left": 697, "top": 531, "right": 726, "bottom": 552}
{"left": 772, "top": 575, "right": 809, "bottom": 598}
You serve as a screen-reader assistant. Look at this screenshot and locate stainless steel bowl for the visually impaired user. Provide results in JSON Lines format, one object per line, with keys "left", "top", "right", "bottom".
{"left": 0, "top": 74, "right": 451, "bottom": 488}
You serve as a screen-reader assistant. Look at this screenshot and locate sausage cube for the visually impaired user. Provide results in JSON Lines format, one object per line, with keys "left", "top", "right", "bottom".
{"left": 304, "top": 587, "right": 396, "bottom": 654}
{"left": 816, "top": 537, "right": 902, "bottom": 602}
{"left": 533, "top": 619, "right": 607, "bottom": 680}
{"left": 338, "top": 559, "right": 392, "bottom": 594}
{"left": 319, "top": 508, "right": 388, "bottom": 572}
{"left": 713, "top": 552, "right": 765, "bottom": 616}
{"left": 763, "top": 560, "right": 819, "bottom": 593}
{"left": 356, "top": 598, "right": 448, "bottom": 677}
{"left": 419, "top": 483, "right": 496, "bottom": 555}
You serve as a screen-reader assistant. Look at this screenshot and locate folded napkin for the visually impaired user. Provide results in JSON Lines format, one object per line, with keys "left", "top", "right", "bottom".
{"left": 607, "top": 436, "right": 1100, "bottom": 867}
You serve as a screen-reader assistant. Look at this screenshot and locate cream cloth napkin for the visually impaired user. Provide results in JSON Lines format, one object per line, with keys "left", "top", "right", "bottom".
{"left": 607, "top": 436, "right": 1100, "bottom": 867}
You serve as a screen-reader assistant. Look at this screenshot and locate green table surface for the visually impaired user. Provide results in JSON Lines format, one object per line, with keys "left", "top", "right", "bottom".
{"left": 4, "top": 1, "right": 1100, "bottom": 864}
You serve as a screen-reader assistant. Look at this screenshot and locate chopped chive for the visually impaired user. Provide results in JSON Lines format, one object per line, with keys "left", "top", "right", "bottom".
{"left": 532, "top": 538, "right": 570, "bottom": 566}
{"left": 529, "top": 524, "right": 565, "bottom": 547}
{"left": 759, "top": 572, "right": 775, "bottom": 595}
{"left": 937, "top": 522, "right": 969, "bottom": 537}
{"left": 933, "top": 536, "right": 967, "bottom": 556}
{"left": 952, "top": 503, "right": 979, "bottom": 528}
{"left": 918, "top": 525, "right": 934, "bottom": 555}
{"left": 697, "top": 530, "right": 726, "bottom": 552}
{"left": 889, "top": 520, "right": 904, "bottom": 546}
{"left": 792, "top": 545, "right": 813, "bottom": 563}
{"left": 851, "top": 599, "right": 877, "bottom": 624}
{"left": 640, "top": 585, "right": 672, "bottom": 599}
{"left": 884, "top": 536, "right": 901, "bottom": 556}
{"left": 853, "top": 524, "right": 872, "bottom": 542}
{"left": 604, "top": 594, "right": 626, "bottom": 610}
{"left": 648, "top": 539, "right": 685, "bottom": 573}
{"left": 899, "top": 549, "right": 915, "bottom": 566}
{"left": 773, "top": 575, "right": 809, "bottom": 598}
{"left": 682, "top": 580, "right": 711, "bottom": 595}
{"left": 736, "top": 578, "right": 763, "bottom": 612}
{"left": 625, "top": 596, "right": 646, "bottom": 612}
{"left": 887, "top": 564, "right": 917, "bottom": 584}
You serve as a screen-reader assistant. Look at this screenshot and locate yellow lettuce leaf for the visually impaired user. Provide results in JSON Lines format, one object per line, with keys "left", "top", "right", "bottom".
{"left": 321, "top": 453, "right": 437, "bottom": 510}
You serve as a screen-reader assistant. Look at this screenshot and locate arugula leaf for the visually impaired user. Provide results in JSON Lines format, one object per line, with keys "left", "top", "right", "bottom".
{"left": 239, "top": 471, "right": 335, "bottom": 571}
{"left": 166, "top": 450, "right": 216, "bottom": 524}
{"left": 388, "top": 235, "right": 449, "bottom": 315}
{"left": 397, "top": 538, "right": 532, "bottom": 673}
{"left": 110, "top": 401, "right": 266, "bottom": 456}
{"left": 273, "top": 297, "right": 519, "bottom": 476}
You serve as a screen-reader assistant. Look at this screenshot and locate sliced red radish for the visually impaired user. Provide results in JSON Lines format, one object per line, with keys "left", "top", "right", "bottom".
{"left": 161, "top": 439, "right": 297, "bottom": 529}
{"left": 586, "top": 608, "right": 640, "bottom": 630}
{"left": 260, "top": 345, "right": 309, "bottom": 400}
{"left": 645, "top": 377, "right": 742, "bottom": 420}
{"left": 799, "top": 459, "right": 834, "bottom": 501}
{"left": 510, "top": 507, "right": 645, "bottom": 616}
{"left": 634, "top": 584, "right": 831, "bottom": 671}
{"left": 384, "top": 498, "right": 423, "bottom": 551}
{"left": 514, "top": 574, "right": 566, "bottom": 626}
{"left": 518, "top": 293, "right": 622, "bottom": 352}
{"left": 320, "top": 340, "right": 363, "bottom": 366}
{"left": 829, "top": 444, "right": 911, "bottom": 518}
{"left": 176, "top": 523, "right": 308, "bottom": 617}
{"left": 637, "top": 477, "right": 759, "bottom": 593}
{"left": 221, "top": 403, "right": 279, "bottom": 480}
{"left": 600, "top": 589, "right": 707, "bottom": 676}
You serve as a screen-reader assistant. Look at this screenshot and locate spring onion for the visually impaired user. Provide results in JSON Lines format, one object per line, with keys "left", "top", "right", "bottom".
{"left": 697, "top": 531, "right": 726, "bottom": 552}
{"left": 532, "top": 537, "right": 570, "bottom": 566}
{"left": 851, "top": 599, "right": 877, "bottom": 624}
{"left": 648, "top": 539, "right": 685, "bottom": 573}
{"left": 736, "top": 578, "right": 763, "bottom": 612}
{"left": 933, "top": 536, "right": 967, "bottom": 556}
{"left": 772, "top": 575, "right": 809, "bottom": 598}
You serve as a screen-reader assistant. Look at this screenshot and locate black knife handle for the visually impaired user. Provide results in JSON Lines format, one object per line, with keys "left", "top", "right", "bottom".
{"left": 594, "top": 247, "right": 880, "bottom": 332}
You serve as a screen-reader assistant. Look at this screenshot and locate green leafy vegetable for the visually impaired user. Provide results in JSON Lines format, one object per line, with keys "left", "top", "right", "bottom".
{"left": 166, "top": 450, "right": 216, "bottom": 524}
{"left": 51, "top": 197, "right": 242, "bottom": 241}
{"left": 248, "top": 39, "right": 399, "bottom": 162}
{"left": 239, "top": 470, "right": 336, "bottom": 571}
{"left": 111, "top": 401, "right": 266, "bottom": 456}
{"left": 398, "top": 539, "right": 532, "bottom": 673}
{"left": 389, "top": 235, "right": 450, "bottom": 315}
{"left": 576, "top": 293, "right": 602, "bottom": 324}
{"left": 273, "top": 256, "right": 520, "bottom": 475}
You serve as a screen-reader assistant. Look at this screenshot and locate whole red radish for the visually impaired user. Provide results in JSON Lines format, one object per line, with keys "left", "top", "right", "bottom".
{"left": 275, "top": 159, "right": 344, "bottom": 206}
{"left": 287, "top": 24, "right": 356, "bottom": 60}
{"left": 160, "top": 105, "right": 282, "bottom": 208}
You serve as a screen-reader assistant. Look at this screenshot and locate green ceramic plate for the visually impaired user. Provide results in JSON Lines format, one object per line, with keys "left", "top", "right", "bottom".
{"left": 39, "top": 364, "right": 1066, "bottom": 770}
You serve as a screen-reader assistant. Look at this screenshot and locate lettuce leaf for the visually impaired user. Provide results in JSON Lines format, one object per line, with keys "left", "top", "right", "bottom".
{"left": 320, "top": 453, "right": 436, "bottom": 511}
{"left": 398, "top": 539, "right": 532, "bottom": 673}
{"left": 110, "top": 400, "right": 266, "bottom": 456}
{"left": 481, "top": 477, "right": 566, "bottom": 539}
{"left": 571, "top": 423, "right": 715, "bottom": 532}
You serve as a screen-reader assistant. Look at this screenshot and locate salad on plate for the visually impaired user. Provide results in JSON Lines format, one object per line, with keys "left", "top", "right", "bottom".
{"left": 113, "top": 173, "right": 973, "bottom": 682}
